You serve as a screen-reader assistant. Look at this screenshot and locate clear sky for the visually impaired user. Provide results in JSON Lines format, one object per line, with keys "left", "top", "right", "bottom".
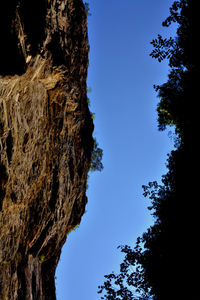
{"left": 56, "top": 0, "right": 176, "bottom": 299}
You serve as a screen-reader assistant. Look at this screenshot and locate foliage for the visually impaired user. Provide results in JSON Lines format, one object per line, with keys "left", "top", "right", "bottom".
{"left": 66, "top": 224, "right": 80, "bottom": 236}
{"left": 39, "top": 254, "right": 46, "bottom": 264}
{"left": 98, "top": 1, "right": 196, "bottom": 299}
{"left": 87, "top": 87, "right": 104, "bottom": 173}
{"left": 98, "top": 241, "right": 153, "bottom": 300}
{"left": 90, "top": 138, "right": 103, "bottom": 172}
{"left": 84, "top": 2, "right": 92, "bottom": 17}
{"left": 150, "top": 0, "right": 199, "bottom": 143}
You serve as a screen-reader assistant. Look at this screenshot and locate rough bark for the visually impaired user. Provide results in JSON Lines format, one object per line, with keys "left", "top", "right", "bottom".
{"left": 0, "top": 1, "right": 93, "bottom": 299}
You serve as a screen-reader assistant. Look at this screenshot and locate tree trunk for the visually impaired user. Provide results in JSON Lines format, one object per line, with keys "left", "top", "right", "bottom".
{"left": 0, "top": 1, "right": 93, "bottom": 299}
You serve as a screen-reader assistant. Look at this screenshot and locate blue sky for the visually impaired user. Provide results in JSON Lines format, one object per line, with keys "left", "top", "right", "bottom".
{"left": 56, "top": 0, "right": 176, "bottom": 299}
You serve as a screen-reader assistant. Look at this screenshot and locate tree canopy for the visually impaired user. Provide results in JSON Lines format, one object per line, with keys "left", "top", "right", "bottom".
{"left": 98, "top": 1, "right": 198, "bottom": 299}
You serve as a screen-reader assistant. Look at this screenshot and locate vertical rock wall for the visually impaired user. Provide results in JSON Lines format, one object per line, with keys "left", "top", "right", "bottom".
{"left": 0, "top": 1, "right": 93, "bottom": 299}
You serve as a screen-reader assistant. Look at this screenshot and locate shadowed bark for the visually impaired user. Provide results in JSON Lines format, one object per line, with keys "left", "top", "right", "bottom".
{"left": 0, "top": 1, "right": 93, "bottom": 299}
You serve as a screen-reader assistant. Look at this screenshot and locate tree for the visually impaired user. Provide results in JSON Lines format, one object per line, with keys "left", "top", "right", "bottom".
{"left": 98, "top": 1, "right": 197, "bottom": 299}
{"left": 90, "top": 138, "right": 103, "bottom": 172}
{"left": 150, "top": 0, "right": 199, "bottom": 143}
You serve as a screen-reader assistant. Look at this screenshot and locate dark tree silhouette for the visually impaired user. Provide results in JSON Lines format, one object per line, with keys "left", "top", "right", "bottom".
{"left": 90, "top": 138, "right": 103, "bottom": 172}
{"left": 98, "top": 1, "right": 198, "bottom": 299}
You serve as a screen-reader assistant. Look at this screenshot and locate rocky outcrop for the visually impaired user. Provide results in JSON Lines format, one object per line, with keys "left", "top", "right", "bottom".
{"left": 0, "top": 1, "right": 93, "bottom": 299}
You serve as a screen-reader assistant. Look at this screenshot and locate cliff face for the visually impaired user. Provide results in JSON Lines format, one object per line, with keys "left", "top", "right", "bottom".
{"left": 0, "top": 1, "right": 93, "bottom": 299}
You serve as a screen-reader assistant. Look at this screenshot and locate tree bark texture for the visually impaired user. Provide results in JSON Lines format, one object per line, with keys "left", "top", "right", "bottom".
{"left": 0, "top": 1, "right": 93, "bottom": 299}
